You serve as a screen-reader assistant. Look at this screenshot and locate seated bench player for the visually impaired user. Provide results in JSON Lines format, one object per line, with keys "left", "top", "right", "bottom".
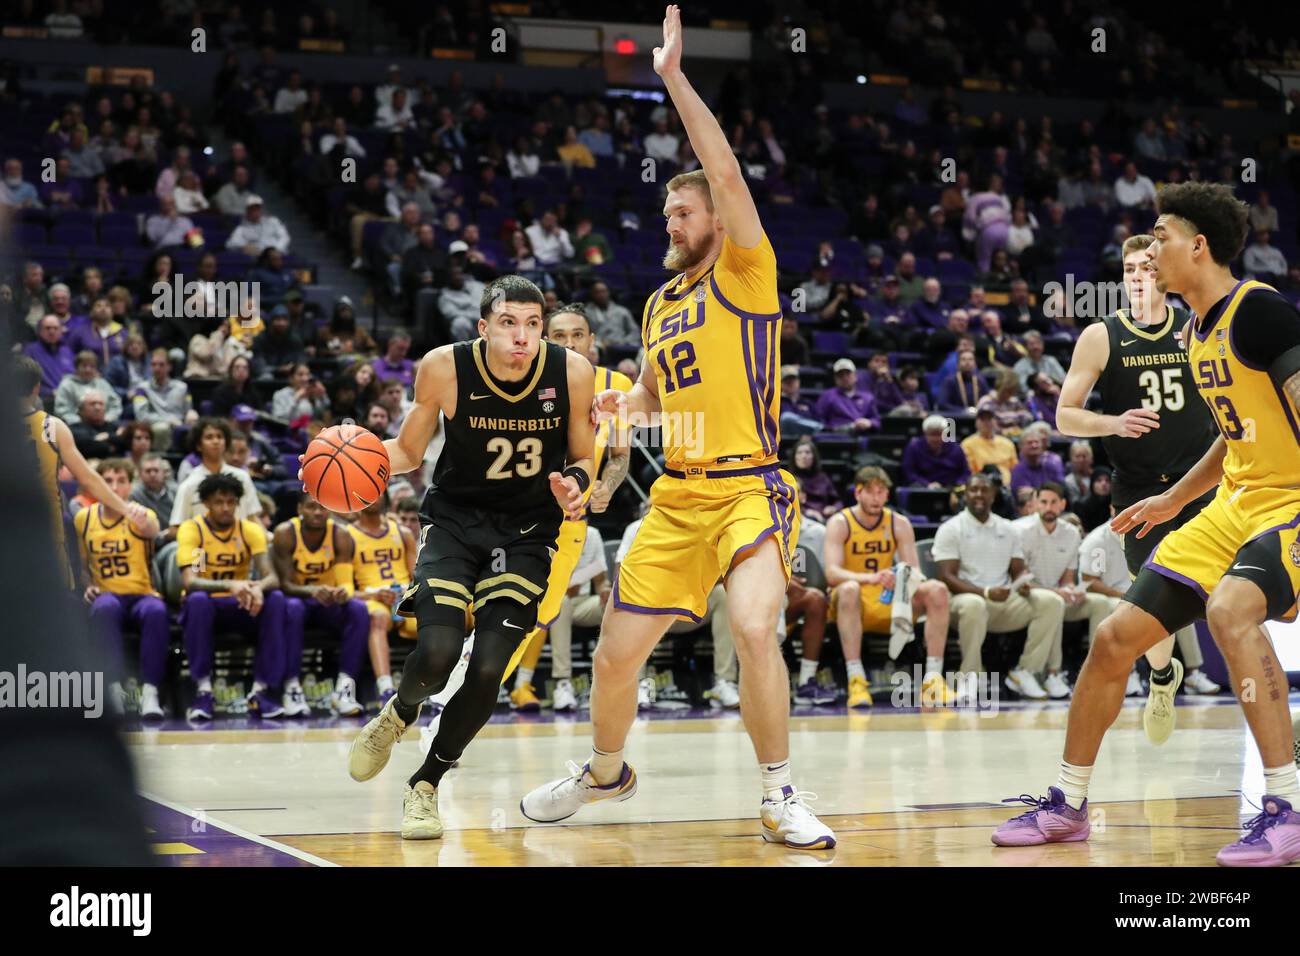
{"left": 348, "top": 493, "right": 419, "bottom": 710}
{"left": 177, "top": 473, "right": 287, "bottom": 720}
{"left": 271, "top": 494, "right": 369, "bottom": 717}
{"left": 75, "top": 458, "right": 168, "bottom": 719}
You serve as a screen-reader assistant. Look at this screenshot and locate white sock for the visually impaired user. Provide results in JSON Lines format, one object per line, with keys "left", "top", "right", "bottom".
{"left": 284, "top": 677, "right": 302, "bottom": 693}
{"left": 760, "top": 759, "right": 794, "bottom": 802}
{"left": 197, "top": 677, "right": 212, "bottom": 693}
{"left": 110, "top": 680, "right": 123, "bottom": 695}
{"left": 798, "top": 659, "right": 818, "bottom": 684}
{"left": 846, "top": 659, "right": 866, "bottom": 681}
{"left": 517, "top": 667, "right": 534, "bottom": 688}
{"left": 337, "top": 672, "right": 353, "bottom": 688}
{"left": 1057, "top": 760, "right": 1094, "bottom": 810}
{"left": 376, "top": 674, "right": 393, "bottom": 694}
{"left": 588, "top": 746, "right": 624, "bottom": 785}
{"left": 251, "top": 680, "right": 267, "bottom": 695}
{"left": 142, "top": 682, "right": 157, "bottom": 696}
{"left": 925, "top": 656, "right": 944, "bottom": 679}
{"left": 1263, "top": 762, "right": 1300, "bottom": 804}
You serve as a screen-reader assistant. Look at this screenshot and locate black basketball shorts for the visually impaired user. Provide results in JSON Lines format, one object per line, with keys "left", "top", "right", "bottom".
{"left": 1112, "top": 479, "right": 1217, "bottom": 579}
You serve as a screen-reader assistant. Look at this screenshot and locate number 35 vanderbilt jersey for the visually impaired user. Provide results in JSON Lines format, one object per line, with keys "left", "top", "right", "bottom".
{"left": 640, "top": 232, "right": 782, "bottom": 467}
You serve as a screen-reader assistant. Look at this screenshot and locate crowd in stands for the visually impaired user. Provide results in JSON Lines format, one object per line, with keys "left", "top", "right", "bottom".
{"left": 3, "top": 3, "right": 1297, "bottom": 715}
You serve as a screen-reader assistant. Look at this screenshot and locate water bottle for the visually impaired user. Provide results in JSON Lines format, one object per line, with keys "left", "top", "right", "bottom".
{"left": 879, "top": 586, "right": 894, "bottom": 605}
{"left": 389, "top": 582, "right": 405, "bottom": 621}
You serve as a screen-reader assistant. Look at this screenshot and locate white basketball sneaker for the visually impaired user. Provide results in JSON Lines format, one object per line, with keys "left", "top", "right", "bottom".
{"left": 552, "top": 678, "right": 578, "bottom": 712}
{"left": 1005, "top": 668, "right": 1048, "bottom": 700}
{"left": 710, "top": 677, "right": 741, "bottom": 709}
{"left": 1143, "top": 658, "right": 1183, "bottom": 746}
{"left": 139, "top": 683, "right": 165, "bottom": 721}
{"left": 332, "top": 675, "right": 364, "bottom": 717}
{"left": 348, "top": 694, "right": 420, "bottom": 782}
{"left": 519, "top": 760, "right": 638, "bottom": 823}
{"left": 637, "top": 677, "right": 656, "bottom": 711}
{"left": 1183, "top": 668, "right": 1221, "bottom": 695}
{"left": 401, "top": 781, "right": 443, "bottom": 840}
{"left": 1125, "top": 669, "right": 1144, "bottom": 697}
{"left": 282, "top": 683, "right": 311, "bottom": 717}
{"left": 1044, "top": 672, "right": 1072, "bottom": 699}
{"left": 760, "top": 787, "right": 837, "bottom": 850}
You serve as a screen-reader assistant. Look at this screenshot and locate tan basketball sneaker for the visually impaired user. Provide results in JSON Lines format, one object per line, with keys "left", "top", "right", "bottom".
{"left": 401, "top": 781, "right": 443, "bottom": 839}
{"left": 1143, "top": 658, "right": 1183, "bottom": 746}
{"left": 348, "top": 694, "right": 421, "bottom": 782}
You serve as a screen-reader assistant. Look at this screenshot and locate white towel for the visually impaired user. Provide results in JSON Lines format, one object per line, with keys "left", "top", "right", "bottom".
{"left": 887, "top": 564, "right": 922, "bottom": 660}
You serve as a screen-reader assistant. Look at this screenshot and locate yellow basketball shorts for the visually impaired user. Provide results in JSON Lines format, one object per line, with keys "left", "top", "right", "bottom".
{"left": 827, "top": 586, "right": 893, "bottom": 633}
{"left": 1146, "top": 482, "right": 1300, "bottom": 621}
{"left": 366, "top": 599, "right": 418, "bottom": 639}
{"left": 613, "top": 464, "right": 799, "bottom": 622}
{"left": 537, "top": 518, "right": 589, "bottom": 630}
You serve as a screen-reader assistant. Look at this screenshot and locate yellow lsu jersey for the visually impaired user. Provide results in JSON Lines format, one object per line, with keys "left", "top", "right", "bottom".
{"left": 176, "top": 514, "right": 267, "bottom": 595}
{"left": 350, "top": 517, "right": 411, "bottom": 591}
{"left": 288, "top": 516, "right": 339, "bottom": 585}
{"left": 827, "top": 507, "right": 897, "bottom": 630}
{"left": 639, "top": 232, "right": 782, "bottom": 467}
{"left": 75, "top": 503, "right": 159, "bottom": 596}
{"left": 1188, "top": 279, "right": 1300, "bottom": 489}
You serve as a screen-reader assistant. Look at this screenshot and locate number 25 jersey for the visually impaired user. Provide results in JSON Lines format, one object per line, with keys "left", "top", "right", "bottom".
{"left": 640, "top": 231, "right": 782, "bottom": 467}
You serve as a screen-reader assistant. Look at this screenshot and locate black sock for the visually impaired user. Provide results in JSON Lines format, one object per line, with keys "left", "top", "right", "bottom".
{"left": 1149, "top": 662, "right": 1175, "bottom": 686}
{"left": 409, "top": 752, "right": 457, "bottom": 790}
{"left": 393, "top": 698, "right": 420, "bottom": 725}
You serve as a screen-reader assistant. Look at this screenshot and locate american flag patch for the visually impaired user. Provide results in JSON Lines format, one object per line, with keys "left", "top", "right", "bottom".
{"left": 537, "top": 387, "right": 556, "bottom": 400}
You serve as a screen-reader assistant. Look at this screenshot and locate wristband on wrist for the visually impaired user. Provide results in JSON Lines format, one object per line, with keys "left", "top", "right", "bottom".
{"left": 562, "top": 465, "right": 590, "bottom": 494}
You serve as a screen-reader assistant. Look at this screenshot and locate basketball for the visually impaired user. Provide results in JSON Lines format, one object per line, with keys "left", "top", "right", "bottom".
{"left": 302, "top": 424, "right": 390, "bottom": 514}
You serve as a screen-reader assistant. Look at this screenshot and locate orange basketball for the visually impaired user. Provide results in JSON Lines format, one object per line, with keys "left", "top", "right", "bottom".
{"left": 302, "top": 424, "right": 391, "bottom": 513}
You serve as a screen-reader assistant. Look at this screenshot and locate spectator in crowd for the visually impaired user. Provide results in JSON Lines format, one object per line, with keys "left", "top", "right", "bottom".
{"left": 344, "top": 173, "right": 392, "bottom": 271}
{"left": 208, "top": 355, "right": 263, "bottom": 418}
{"left": 23, "top": 314, "right": 76, "bottom": 401}
{"left": 131, "top": 453, "right": 178, "bottom": 544}
{"left": 932, "top": 473, "right": 1061, "bottom": 700}
{"left": 56, "top": 351, "right": 122, "bottom": 425}
{"left": 169, "top": 436, "right": 264, "bottom": 536}
{"left": 1006, "top": 204, "right": 1036, "bottom": 257}
{"left": 144, "top": 195, "right": 195, "bottom": 250}
{"left": 976, "top": 310, "right": 1026, "bottom": 368}
{"left": 643, "top": 118, "right": 680, "bottom": 165}
{"left": 815, "top": 358, "right": 879, "bottom": 434}
{"left": 372, "top": 330, "right": 415, "bottom": 387}
{"left": 385, "top": 168, "right": 436, "bottom": 220}
{"left": 375, "top": 64, "right": 410, "bottom": 109}
{"left": 400, "top": 222, "right": 448, "bottom": 304}
{"left": 978, "top": 369, "right": 1034, "bottom": 436}
{"left": 906, "top": 277, "right": 950, "bottom": 331}
{"left": 213, "top": 164, "right": 254, "bottom": 216}
{"left": 894, "top": 252, "right": 925, "bottom": 305}
{"left": 1243, "top": 229, "right": 1288, "bottom": 281}
{"left": 572, "top": 216, "right": 613, "bottom": 267}
{"left": 272, "top": 363, "right": 330, "bottom": 422}
{"left": 1063, "top": 439, "right": 1094, "bottom": 504}
{"left": 584, "top": 281, "right": 638, "bottom": 346}
{"left": 936, "top": 349, "right": 989, "bottom": 413}
{"left": 120, "top": 420, "right": 152, "bottom": 471}
{"left": 1012, "top": 481, "right": 1111, "bottom": 699}
{"left": 184, "top": 311, "right": 256, "bottom": 381}
{"left": 377, "top": 201, "right": 422, "bottom": 293}
{"left": 68, "top": 389, "right": 126, "bottom": 459}
{"left": 273, "top": 69, "right": 309, "bottom": 114}
{"left": 65, "top": 296, "right": 127, "bottom": 367}
{"left": 0, "top": 158, "right": 42, "bottom": 208}
{"left": 798, "top": 258, "right": 833, "bottom": 313}
{"left": 248, "top": 248, "right": 298, "bottom": 308}
{"left": 1013, "top": 329, "right": 1067, "bottom": 386}
{"left": 1114, "top": 160, "right": 1157, "bottom": 209}
{"left": 132, "top": 348, "right": 195, "bottom": 450}
{"left": 316, "top": 297, "right": 377, "bottom": 362}
{"left": 1001, "top": 278, "right": 1043, "bottom": 336}
{"left": 556, "top": 125, "right": 595, "bottom": 168}
{"left": 894, "top": 365, "right": 930, "bottom": 415}
{"left": 321, "top": 117, "right": 367, "bottom": 162}
{"left": 1249, "top": 190, "right": 1279, "bottom": 234}
{"left": 962, "top": 406, "right": 1019, "bottom": 484}
{"left": 172, "top": 170, "right": 208, "bottom": 214}
{"left": 1133, "top": 118, "right": 1166, "bottom": 161}
{"left": 786, "top": 436, "right": 844, "bottom": 521}
{"left": 1072, "top": 466, "right": 1113, "bottom": 531}
{"left": 526, "top": 209, "right": 575, "bottom": 268}
{"left": 780, "top": 316, "right": 810, "bottom": 365}
{"left": 1009, "top": 421, "right": 1065, "bottom": 496}
{"left": 1026, "top": 371, "right": 1061, "bottom": 429}
{"left": 377, "top": 377, "right": 410, "bottom": 432}
{"left": 779, "top": 366, "right": 823, "bottom": 436}
{"left": 70, "top": 266, "right": 105, "bottom": 316}
{"left": 253, "top": 308, "right": 307, "bottom": 380}
{"left": 63, "top": 127, "right": 104, "bottom": 179}
{"left": 227, "top": 195, "right": 291, "bottom": 256}
{"left": 439, "top": 265, "right": 488, "bottom": 341}
{"left": 901, "top": 414, "right": 971, "bottom": 488}
{"left": 507, "top": 135, "right": 541, "bottom": 179}
{"left": 863, "top": 352, "right": 905, "bottom": 413}
{"left": 154, "top": 145, "right": 192, "bottom": 201}
{"left": 105, "top": 332, "right": 150, "bottom": 398}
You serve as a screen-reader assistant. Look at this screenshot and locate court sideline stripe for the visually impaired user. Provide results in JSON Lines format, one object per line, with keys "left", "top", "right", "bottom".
{"left": 140, "top": 791, "right": 339, "bottom": 867}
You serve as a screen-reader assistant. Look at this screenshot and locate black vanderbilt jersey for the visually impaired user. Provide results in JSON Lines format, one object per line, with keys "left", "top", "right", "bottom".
{"left": 1095, "top": 304, "right": 1217, "bottom": 499}
{"left": 427, "top": 338, "right": 571, "bottom": 515}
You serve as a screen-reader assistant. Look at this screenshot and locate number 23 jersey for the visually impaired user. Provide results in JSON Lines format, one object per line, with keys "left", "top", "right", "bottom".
{"left": 641, "top": 231, "right": 782, "bottom": 467}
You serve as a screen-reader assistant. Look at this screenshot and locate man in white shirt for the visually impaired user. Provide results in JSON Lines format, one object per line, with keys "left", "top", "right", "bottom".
{"left": 169, "top": 460, "right": 262, "bottom": 528}
{"left": 273, "top": 71, "right": 309, "bottom": 114}
{"left": 319, "top": 118, "right": 367, "bottom": 160}
{"left": 525, "top": 210, "right": 575, "bottom": 268}
{"left": 375, "top": 89, "right": 416, "bottom": 131}
{"left": 1243, "top": 229, "right": 1288, "bottom": 280}
{"left": 1078, "top": 517, "right": 1222, "bottom": 701}
{"left": 931, "top": 473, "right": 1063, "bottom": 699}
{"left": 1014, "top": 482, "right": 1113, "bottom": 699}
{"left": 616, "top": 506, "right": 739, "bottom": 710}
{"left": 226, "top": 196, "right": 291, "bottom": 256}
{"left": 643, "top": 118, "right": 680, "bottom": 165}
{"left": 1113, "top": 161, "right": 1157, "bottom": 209}
{"left": 374, "top": 65, "right": 411, "bottom": 109}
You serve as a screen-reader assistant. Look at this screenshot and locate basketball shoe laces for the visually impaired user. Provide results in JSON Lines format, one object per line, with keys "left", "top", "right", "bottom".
{"left": 1235, "top": 798, "right": 1286, "bottom": 845}
{"left": 769, "top": 789, "right": 822, "bottom": 823}
{"left": 1002, "top": 792, "right": 1068, "bottom": 822}
{"left": 364, "top": 705, "right": 406, "bottom": 756}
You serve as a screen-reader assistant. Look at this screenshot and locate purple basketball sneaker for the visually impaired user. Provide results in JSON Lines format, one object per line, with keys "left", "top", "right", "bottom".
{"left": 186, "top": 691, "right": 214, "bottom": 722}
{"left": 991, "top": 786, "right": 1090, "bottom": 846}
{"left": 1216, "top": 796, "right": 1300, "bottom": 867}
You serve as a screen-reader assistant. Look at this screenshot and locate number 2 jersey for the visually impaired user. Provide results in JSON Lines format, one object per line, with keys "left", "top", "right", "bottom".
{"left": 1095, "top": 304, "right": 1217, "bottom": 502}
{"left": 425, "top": 338, "right": 571, "bottom": 516}
{"left": 640, "top": 231, "right": 783, "bottom": 467}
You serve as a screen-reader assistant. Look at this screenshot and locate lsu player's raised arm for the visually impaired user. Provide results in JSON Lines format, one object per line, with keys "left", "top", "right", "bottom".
{"left": 654, "top": 5, "right": 761, "bottom": 250}
{"left": 564, "top": 348, "right": 597, "bottom": 484}
{"left": 385, "top": 346, "right": 450, "bottom": 475}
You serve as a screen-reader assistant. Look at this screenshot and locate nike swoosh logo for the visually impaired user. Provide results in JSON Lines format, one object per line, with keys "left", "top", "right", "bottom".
{"left": 1120, "top": 339, "right": 1137, "bottom": 346}
{"left": 520, "top": 524, "right": 538, "bottom": 535}
{"left": 503, "top": 619, "right": 524, "bottom": 630}
{"left": 1232, "top": 564, "right": 1265, "bottom": 572}
{"left": 469, "top": 392, "right": 490, "bottom": 400}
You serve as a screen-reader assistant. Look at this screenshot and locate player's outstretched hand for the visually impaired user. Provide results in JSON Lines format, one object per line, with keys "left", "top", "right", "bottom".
{"left": 653, "top": 4, "right": 682, "bottom": 77}
{"left": 549, "top": 471, "right": 585, "bottom": 520}
{"left": 591, "top": 388, "right": 627, "bottom": 426}
{"left": 1112, "top": 407, "right": 1160, "bottom": 438}
{"left": 1112, "top": 491, "right": 1180, "bottom": 539}
{"left": 297, "top": 453, "right": 305, "bottom": 490}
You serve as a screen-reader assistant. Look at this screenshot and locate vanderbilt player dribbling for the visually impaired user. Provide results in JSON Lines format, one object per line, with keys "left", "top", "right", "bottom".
{"left": 1057, "top": 234, "right": 1220, "bottom": 743}
{"left": 342, "top": 275, "right": 595, "bottom": 839}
